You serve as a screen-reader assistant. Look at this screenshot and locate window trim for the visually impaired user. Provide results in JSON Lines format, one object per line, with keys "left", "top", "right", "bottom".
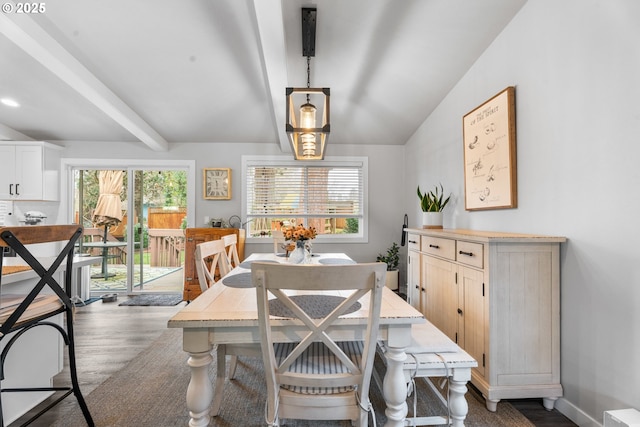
{"left": 242, "top": 155, "right": 368, "bottom": 244}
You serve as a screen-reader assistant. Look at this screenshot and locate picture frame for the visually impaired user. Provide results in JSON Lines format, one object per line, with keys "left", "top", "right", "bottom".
{"left": 203, "top": 168, "right": 231, "bottom": 200}
{"left": 462, "top": 86, "right": 517, "bottom": 211}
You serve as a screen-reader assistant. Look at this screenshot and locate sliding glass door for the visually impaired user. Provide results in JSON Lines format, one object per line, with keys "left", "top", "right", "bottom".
{"left": 72, "top": 167, "right": 188, "bottom": 295}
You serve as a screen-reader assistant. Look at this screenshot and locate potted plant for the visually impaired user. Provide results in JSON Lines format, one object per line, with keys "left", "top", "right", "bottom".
{"left": 417, "top": 183, "right": 451, "bottom": 229}
{"left": 377, "top": 242, "right": 400, "bottom": 291}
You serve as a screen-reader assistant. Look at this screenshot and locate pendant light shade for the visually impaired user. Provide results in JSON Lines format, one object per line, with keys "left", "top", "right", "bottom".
{"left": 286, "top": 87, "right": 330, "bottom": 160}
{"left": 285, "top": 7, "right": 330, "bottom": 160}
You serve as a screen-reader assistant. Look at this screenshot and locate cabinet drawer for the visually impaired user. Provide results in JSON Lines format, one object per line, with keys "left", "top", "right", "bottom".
{"left": 421, "top": 236, "right": 455, "bottom": 260}
{"left": 407, "top": 234, "right": 420, "bottom": 251}
{"left": 456, "top": 240, "right": 484, "bottom": 269}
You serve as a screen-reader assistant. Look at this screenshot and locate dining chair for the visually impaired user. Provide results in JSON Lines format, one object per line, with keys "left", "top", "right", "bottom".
{"left": 221, "top": 233, "right": 240, "bottom": 269}
{"left": 193, "top": 239, "right": 260, "bottom": 416}
{"left": 271, "top": 230, "right": 285, "bottom": 255}
{"left": 252, "top": 262, "right": 386, "bottom": 427}
{"left": 0, "top": 225, "right": 94, "bottom": 427}
{"left": 194, "top": 239, "right": 231, "bottom": 293}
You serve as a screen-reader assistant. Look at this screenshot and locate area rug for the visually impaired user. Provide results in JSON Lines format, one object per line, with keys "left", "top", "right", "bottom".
{"left": 54, "top": 328, "right": 534, "bottom": 427}
{"left": 118, "top": 294, "right": 183, "bottom": 306}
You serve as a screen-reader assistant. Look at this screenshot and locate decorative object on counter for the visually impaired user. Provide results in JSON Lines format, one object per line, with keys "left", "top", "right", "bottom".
{"left": 417, "top": 183, "right": 451, "bottom": 229}
{"left": 282, "top": 224, "right": 317, "bottom": 264}
{"left": 203, "top": 168, "right": 231, "bottom": 200}
{"left": 376, "top": 242, "right": 400, "bottom": 290}
{"left": 463, "top": 86, "right": 517, "bottom": 211}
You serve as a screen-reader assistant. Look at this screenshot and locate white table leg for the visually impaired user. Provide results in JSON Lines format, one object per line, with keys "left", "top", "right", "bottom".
{"left": 383, "top": 346, "right": 408, "bottom": 427}
{"left": 448, "top": 378, "right": 469, "bottom": 427}
{"left": 186, "top": 351, "right": 214, "bottom": 427}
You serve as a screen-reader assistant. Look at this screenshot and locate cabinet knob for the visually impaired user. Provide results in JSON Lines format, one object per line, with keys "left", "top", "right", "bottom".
{"left": 409, "top": 240, "right": 417, "bottom": 244}
{"left": 15, "top": 183, "right": 19, "bottom": 195}
{"left": 459, "top": 250, "right": 474, "bottom": 257}
{"left": 429, "top": 244, "right": 440, "bottom": 249}
{"left": 421, "top": 287, "right": 425, "bottom": 293}
{"left": 457, "top": 308, "right": 463, "bottom": 315}
{"left": 9, "top": 183, "right": 13, "bottom": 195}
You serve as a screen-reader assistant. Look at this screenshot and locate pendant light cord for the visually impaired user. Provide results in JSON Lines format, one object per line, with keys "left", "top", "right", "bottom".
{"left": 306, "top": 56, "right": 311, "bottom": 103}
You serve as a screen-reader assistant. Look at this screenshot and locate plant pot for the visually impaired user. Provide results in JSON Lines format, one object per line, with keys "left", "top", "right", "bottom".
{"left": 422, "top": 212, "right": 443, "bottom": 229}
{"left": 385, "top": 270, "right": 399, "bottom": 291}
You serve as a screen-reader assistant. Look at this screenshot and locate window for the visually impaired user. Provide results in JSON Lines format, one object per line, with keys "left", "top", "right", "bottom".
{"left": 242, "top": 156, "right": 367, "bottom": 243}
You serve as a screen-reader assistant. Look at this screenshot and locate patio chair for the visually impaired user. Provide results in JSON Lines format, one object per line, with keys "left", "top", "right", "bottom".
{"left": 0, "top": 225, "right": 94, "bottom": 427}
{"left": 221, "top": 234, "right": 240, "bottom": 269}
{"left": 252, "top": 262, "right": 386, "bottom": 427}
{"left": 193, "top": 239, "right": 260, "bottom": 416}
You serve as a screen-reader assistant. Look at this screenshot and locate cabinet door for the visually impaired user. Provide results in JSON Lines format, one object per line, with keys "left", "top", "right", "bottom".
{"left": 0, "top": 146, "right": 16, "bottom": 199}
{"left": 14, "top": 146, "right": 43, "bottom": 200}
{"left": 407, "top": 249, "right": 420, "bottom": 309}
{"left": 460, "top": 266, "right": 486, "bottom": 377}
{"left": 423, "top": 255, "right": 458, "bottom": 343}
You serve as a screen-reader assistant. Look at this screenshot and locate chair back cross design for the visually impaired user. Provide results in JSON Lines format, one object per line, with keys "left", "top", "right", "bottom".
{"left": 0, "top": 225, "right": 94, "bottom": 427}
{"left": 194, "top": 239, "right": 231, "bottom": 292}
{"left": 252, "top": 262, "right": 386, "bottom": 427}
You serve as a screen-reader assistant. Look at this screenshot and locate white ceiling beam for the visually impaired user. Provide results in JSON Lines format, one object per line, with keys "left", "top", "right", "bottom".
{"left": 251, "top": 0, "right": 290, "bottom": 154}
{"left": 0, "top": 123, "right": 34, "bottom": 141}
{"left": 0, "top": 10, "right": 168, "bottom": 151}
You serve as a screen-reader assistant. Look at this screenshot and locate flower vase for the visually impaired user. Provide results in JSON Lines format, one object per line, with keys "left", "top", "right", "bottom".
{"left": 289, "top": 240, "right": 308, "bottom": 264}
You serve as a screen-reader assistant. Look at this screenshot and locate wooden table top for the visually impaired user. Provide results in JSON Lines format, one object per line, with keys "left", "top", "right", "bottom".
{"left": 169, "top": 252, "right": 424, "bottom": 329}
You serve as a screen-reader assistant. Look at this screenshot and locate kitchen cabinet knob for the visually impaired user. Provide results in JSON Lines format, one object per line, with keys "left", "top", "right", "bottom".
{"left": 429, "top": 244, "right": 440, "bottom": 249}
{"left": 459, "top": 250, "right": 473, "bottom": 257}
{"left": 457, "top": 308, "right": 463, "bottom": 315}
{"left": 421, "top": 287, "right": 425, "bottom": 293}
{"left": 409, "top": 240, "right": 417, "bottom": 244}
{"left": 15, "top": 184, "right": 19, "bottom": 195}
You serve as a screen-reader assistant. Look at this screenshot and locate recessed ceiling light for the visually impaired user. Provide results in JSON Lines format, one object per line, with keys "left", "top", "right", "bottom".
{"left": 1, "top": 98, "right": 20, "bottom": 107}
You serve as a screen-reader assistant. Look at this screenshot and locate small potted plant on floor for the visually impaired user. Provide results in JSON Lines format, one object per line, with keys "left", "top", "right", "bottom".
{"left": 417, "top": 183, "right": 451, "bottom": 229}
{"left": 377, "top": 242, "right": 400, "bottom": 291}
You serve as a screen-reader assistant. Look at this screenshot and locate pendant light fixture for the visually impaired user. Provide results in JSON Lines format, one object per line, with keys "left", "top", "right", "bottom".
{"left": 286, "top": 7, "right": 330, "bottom": 160}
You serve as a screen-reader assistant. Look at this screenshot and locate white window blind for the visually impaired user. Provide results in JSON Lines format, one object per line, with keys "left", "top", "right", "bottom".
{"left": 243, "top": 157, "right": 367, "bottom": 241}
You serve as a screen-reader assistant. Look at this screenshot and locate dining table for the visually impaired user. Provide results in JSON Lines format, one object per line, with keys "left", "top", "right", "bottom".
{"left": 168, "top": 252, "right": 425, "bottom": 427}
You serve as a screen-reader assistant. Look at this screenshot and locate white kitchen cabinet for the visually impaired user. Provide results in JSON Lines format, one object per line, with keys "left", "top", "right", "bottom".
{"left": 0, "top": 142, "right": 61, "bottom": 201}
{"left": 406, "top": 228, "right": 566, "bottom": 411}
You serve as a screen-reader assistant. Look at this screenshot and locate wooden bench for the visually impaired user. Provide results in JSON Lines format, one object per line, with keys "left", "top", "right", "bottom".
{"left": 376, "top": 321, "right": 477, "bottom": 427}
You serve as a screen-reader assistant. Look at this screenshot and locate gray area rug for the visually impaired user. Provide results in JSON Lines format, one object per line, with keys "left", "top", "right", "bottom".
{"left": 54, "top": 328, "right": 534, "bottom": 427}
{"left": 118, "top": 294, "right": 183, "bottom": 306}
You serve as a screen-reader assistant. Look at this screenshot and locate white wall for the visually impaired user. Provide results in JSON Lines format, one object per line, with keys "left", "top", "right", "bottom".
{"left": 404, "top": 0, "right": 640, "bottom": 424}
{"left": 61, "top": 140, "right": 406, "bottom": 265}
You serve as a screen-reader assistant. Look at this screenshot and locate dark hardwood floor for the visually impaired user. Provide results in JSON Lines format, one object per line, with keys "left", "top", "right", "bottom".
{"left": 9, "top": 297, "right": 577, "bottom": 426}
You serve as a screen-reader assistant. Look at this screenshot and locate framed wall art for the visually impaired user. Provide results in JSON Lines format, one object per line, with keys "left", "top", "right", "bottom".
{"left": 462, "top": 86, "right": 517, "bottom": 210}
{"left": 203, "top": 168, "right": 231, "bottom": 200}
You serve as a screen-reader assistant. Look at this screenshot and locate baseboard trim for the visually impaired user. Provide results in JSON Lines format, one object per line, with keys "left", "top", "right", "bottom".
{"left": 556, "top": 397, "right": 602, "bottom": 427}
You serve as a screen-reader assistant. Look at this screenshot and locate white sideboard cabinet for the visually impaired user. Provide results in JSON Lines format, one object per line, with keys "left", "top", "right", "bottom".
{"left": 0, "top": 142, "right": 62, "bottom": 201}
{"left": 404, "top": 228, "right": 566, "bottom": 411}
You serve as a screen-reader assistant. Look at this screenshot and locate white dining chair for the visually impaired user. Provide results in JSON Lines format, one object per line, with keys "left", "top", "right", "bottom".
{"left": 194, "top": 240, "right": 231, "bottom": 292}
{"left": 252, "top": 262, "right": 386, "bottom": 427}
{"left": 193, "top": 239, "right": 260, "bottom": 417}
{"left": 222, "top": 233, "right": 241, "bottom": 269}
{"left": 271, "top": 230, "right": 286, "bottom": 255}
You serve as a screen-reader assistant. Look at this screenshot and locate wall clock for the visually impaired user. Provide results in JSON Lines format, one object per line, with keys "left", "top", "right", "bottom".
{"left": 203, "top": 168, "right": 231, "bottom": 200}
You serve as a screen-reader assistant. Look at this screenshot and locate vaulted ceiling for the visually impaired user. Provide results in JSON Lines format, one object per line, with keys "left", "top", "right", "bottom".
{"left": 0, "top": 0, "right": 526, "bottom": 152}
